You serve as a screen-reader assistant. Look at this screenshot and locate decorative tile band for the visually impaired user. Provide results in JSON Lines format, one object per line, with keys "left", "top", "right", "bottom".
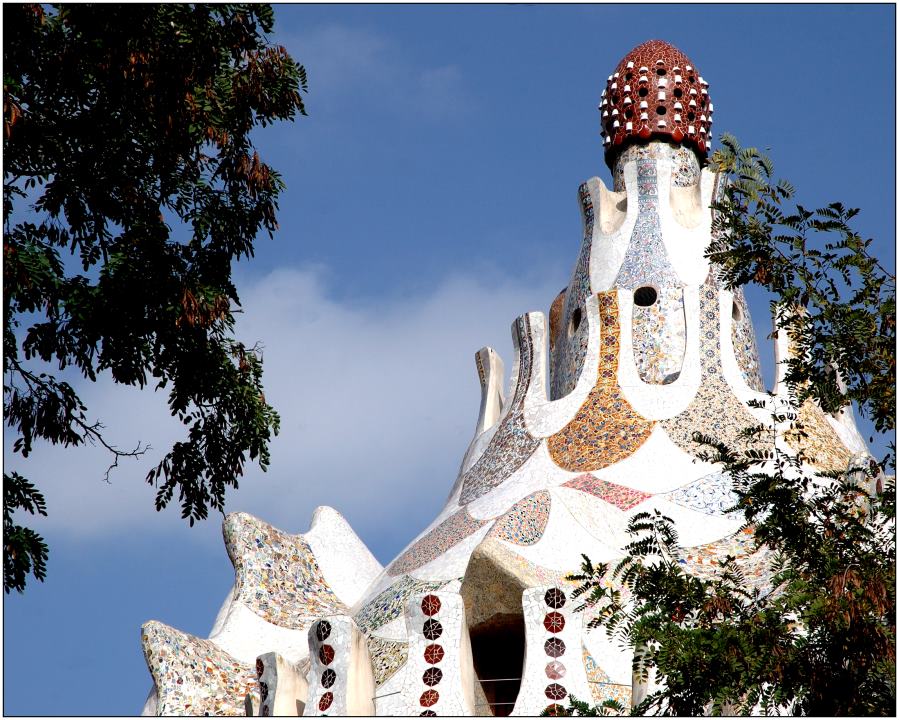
{"left": 677, "top": 527, "right": 774, "bottom": 596}
{"left": 660, "top": 278, "right": 774, "bottom": 458}
{"left": 664, "top": 472, "right": 738, "bottom": 515}
{"left": 488, "top": 490, "right": 552, "bottom": 546}
{"left": 387, "top": 509, "right": 488, "bottom": 576}
{"left": 354, "top": 576, "right": 446, "bottom": 635}
{"left": 730, "top": 286, "right": 765, "bottom": 392}
{"left": 459, "top": 315, "right": 540, "bottom": 505}
{"left": 632, "top": 287, "right": 686, "bottom": 385}
{"left": 562, "top": 474, "right": 650, "bottom": 511}
{"left": 548, "top": 292, "right": 655, "bottom": 472}
{"left": 551, "top": 183, "right": 595, "bottom": 400}
{"left": 141, "top": 620, "right": 259, "bottom": 717}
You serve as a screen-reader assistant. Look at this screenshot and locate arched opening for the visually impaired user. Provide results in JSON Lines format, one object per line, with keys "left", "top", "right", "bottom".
{"left": 469, "top": 614, "right": 525, "bottom": 716}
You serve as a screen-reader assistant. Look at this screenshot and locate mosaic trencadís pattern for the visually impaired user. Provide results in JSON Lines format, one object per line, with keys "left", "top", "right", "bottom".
{"left": 632, "top": 286, "right": 686, "bottom": 384}
{"left": 730, "top": 287, "right": 765, "bottom": 392}
{"left": 354, "top": 576, "right": 446, "bottom": 634}
{"left": 613, "top": 143, "right": 700, "bottom": 191}
{"left": 583, "top": 646, "right": 632, "bottom": 709}
{"left": 223, "top": 512, "right": 346, "bottom": 630}
{"left": 548, "top": 292, "right": 655, "bottom": 472}
{"left": 367, "top": 635, "right": 408, "bottom": 687}
{"left": 665, "top": 472, "right": 738, "bottom": 515}
{"left": 784, "top": 398, "right": 852, "bottom": 473}
{"left": 142, "top": 620, "right": 260, "bottom": 717}
{"left": 387, "top": 509, "right": 488, "bottom": 575}
{"left": 613, "top": 153, "right": 683, "bottom": 291}
{"left": 678, "top": 526, "right": 774, "bottom": 596}
{"left": 562, "top": 473, "right": 650, "bottom": 510}
{"left": 551, "top": 183, "right": 595, "bottom": 400}
{"left": 660, "top": 277, "right": 774, "bottom": 458}
{"left": 459, "top": 315, "right": 541, "bottom": 504}
{"left": 488, "top": 490, "right": 551, "bottom": 546}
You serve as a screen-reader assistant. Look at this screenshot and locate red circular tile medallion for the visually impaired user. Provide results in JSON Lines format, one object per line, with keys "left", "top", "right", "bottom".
{"left": 421, "top": 594, "right": 442, "bottom": 616}
{"left": 424, "top": 643, "right": 445, "bottom": 665}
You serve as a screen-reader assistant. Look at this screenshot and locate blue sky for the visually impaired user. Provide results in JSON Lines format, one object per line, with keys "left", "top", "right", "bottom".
{"left": 4, "top": 4, "right": 895, "bottom": 715}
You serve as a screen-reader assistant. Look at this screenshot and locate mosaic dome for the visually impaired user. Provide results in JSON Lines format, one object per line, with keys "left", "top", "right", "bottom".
{"left": 600, "top": 40, "right": 713, "bottom": 168}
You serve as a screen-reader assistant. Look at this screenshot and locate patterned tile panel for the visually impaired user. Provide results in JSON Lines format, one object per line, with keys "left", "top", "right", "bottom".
{"left": 665, "top": 472, "right": 738, "bottom": 515}
{"left": 487, "top": 490, "right": 551, "bottom": 546}
{"left": 142, "top": 620, "right": 259, "bottom": 717}
{"left": 583, "top": 646, "right": 632, "bottom": 709}
{"left": 614, "top": 142, "right": 700, "bottom": 191}
{"left": 677, "top": 527, "right": 774, "bottom": 596}
{"left": 367, "top": 635, "right": 408, "bottom": 687}
{"left": 562, "top": 473, "right": 650, "bottom": 510}
{"left": 730, "top": 287, "right": 766, "bottom": 392}
{"left": 354, "top": 576, "right": 446, "bottom": 634}
{"left": 459, "top": 315, "right": 541, "bottom": 504}
{"left": 632, "top": 287, "right": 686, "bottom": 385}
{"left": 660, "top": 278, "right": 774, "bottom": 458}
{"left": 387, "top": 509, "right": 488, "bottom": 576}
{"left": 784, "top": 399, "right": 852, "bottom": 473}
{"left": 613, "top": 154, "right": 683, "bottom": 291}
{"left": 551, "top": 183, "right": 595, "bottom": 400}
{"left": 548, "top": 292, "right": 655, "bottom": 472}
{"left": 223, "top": 512, "right": 346, "bottom": 630}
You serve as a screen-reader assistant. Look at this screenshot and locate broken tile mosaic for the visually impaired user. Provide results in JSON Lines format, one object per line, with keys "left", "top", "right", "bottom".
{"left": 142, "top": 620, "right": 260, "bottom": 717}
{"left": 632, "top": 287, "right": 686, "bottom": 385}
{"left": 548, "top": 292, "right": 656, "bottom": 472}
{"left": 784, "top": 399, "right": 852, "bottom": 473}
{"left": 678, "top": 526, "right": 774, "bottom": 596}
{"left": 459, "top": 315, "right": 541, "bottom": 504}
{"left": 223, "top": 512, "right": 346, "bottom": 630}
{"left": 488, "top": 490, "right": 551, "bottom": 546}
{"left": 730, "top": 287, "right": 765, "bottom": 392}
{"left": 665, "top": 472, "right": 738, "bottom": 515}
{"left": 354, "top": 576, "right": 446, "bottom": 634}
{"left": 583, "top": 646, "right": 632, "bottom": 708}
{"left": 387, "top": 509, "right": 488, "bottom": 575}
{"left": 562, "top": 473, "right": 651, "bottom": 510}
{"left": 366, "top": 635, "right": 408, "bottom": 688}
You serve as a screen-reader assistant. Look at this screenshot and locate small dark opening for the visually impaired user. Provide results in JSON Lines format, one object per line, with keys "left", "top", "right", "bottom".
{"left": 638, "top": 87, "right": 648, "bottom": 97}
{"left": 568, "top": 307, "right": 582, "bottom": 338}
{"left": 673, "top": 88, "right": 683, "bottom": 98}
{"left": 688, "top": 75, "right": 695, "bottom": 83}
{"left": 687, "top": 111, "right": 695, "bottom": 121}
{"left": 656, "top": 67, "right": 666, "bottom": 76}
{"left": 611, "top": 94, "right": 619, "bottom": 104}
{"left": 634, "top": 286, "right": 658, "bottom": 307}
{"left": 656, "top": 106, "right": 666, "bottom": 115}
{"left": 732, "top": 301, "right": 742, "bottom": 322}
{"left": 470, "top": 614, "right": 525, "bottom": 716}
{"left": 625, "top": 71, "right": 633, "bottom": 81}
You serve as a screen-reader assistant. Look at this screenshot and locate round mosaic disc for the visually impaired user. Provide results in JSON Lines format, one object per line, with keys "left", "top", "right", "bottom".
{"left": 423, "top": 643, "right": 445, "bottom": 665}
{"left": 423, "top": 667, "right": 443, "bottom": 686}
{"left": 321, "top": 668, "right": 336, "bottom": 689}
{"left": 255, "top": 658, "right": 264, "bottom": 678}
{"left": 544, "top": 588, "right": 566, "bottom": 609}
{"left": 545, "top": 660, "right": 566, "bottom": 680}
{"left": 545, "top": 703, "right": 567, "bottom": 716}
{"left": 421, "top": 594, "right": 442, "bottom": 616}
{"left": 420, "top": 712, "right": 437, "bottom": 717}
{"left": 420, "top": 689, "right": 439, "bottom": 707}
{"left": 318, "top": 692, "right": 333, "bottom": 711}
{"left": 544, "top": 637, "right": 566, "bottom": 658}
{"left": 543, "top": 611, "right": 566, "bottom": 633}
{"left": 423, "top": 618, "right": 443, "bottom": 640}
{"left": 545, "top": 683, "right": 568, "bottom": 701}
{"left": 316, "top": 620, "right": 332, "bottom": 642}
{"left": 318, "top": 644, "right": 335, "bottom": 665}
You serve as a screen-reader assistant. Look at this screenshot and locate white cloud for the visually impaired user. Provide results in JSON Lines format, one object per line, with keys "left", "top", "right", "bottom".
{"left": 5, "top": 264, "right": 564, "bottom": 560}
{"left": 277, "top": 23, "right": 474, "bottom": 121}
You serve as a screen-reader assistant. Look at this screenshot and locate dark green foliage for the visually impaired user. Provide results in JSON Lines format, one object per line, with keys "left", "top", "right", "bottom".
{"left": 3, "top": 4, "right": 307, "bottom": 591}
{"left": 564, "top": 139, "right": 895, "bottom": 715}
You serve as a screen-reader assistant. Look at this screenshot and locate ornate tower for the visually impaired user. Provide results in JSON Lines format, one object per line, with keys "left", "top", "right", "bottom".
{"left": 139, "top": 41, "right": 874, "bottom": 717}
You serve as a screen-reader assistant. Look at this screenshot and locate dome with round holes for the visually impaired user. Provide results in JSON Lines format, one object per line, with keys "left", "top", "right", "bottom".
{"left": 600, "top": 40, "right": 713, "bottom": 168}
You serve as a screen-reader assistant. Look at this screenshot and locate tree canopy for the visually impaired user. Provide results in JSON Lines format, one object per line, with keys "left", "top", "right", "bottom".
{"left": 3, "top": 4, "right": 307, "bottom": 592}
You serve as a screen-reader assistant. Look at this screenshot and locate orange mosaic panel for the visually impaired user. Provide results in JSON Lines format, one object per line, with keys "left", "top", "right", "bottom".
{"left": 548, "top": 292, "right": 655, "bottom": 472}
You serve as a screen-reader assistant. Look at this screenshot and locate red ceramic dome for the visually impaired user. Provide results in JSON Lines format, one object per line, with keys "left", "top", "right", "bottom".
{"left": 600, "top": 40, "right": 713, "bottom": 168}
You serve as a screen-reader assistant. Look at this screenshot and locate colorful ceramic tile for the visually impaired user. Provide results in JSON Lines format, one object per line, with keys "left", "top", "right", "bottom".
{"left": 488, "top": 490, "right": 552, "bottom": 546}
{"left": 660, "top": 277, "right": 774, "bottom": 458}
{"left": 665, "top": 472, "right": 738, "bottom": 515}
{"left": 459, "top": 315, "right": 540, "bottom": 504}
{"left": 730, "top": 287, "right": 765, "bottom": 392}
{"left": 387, "top": 509, "right": 488, "bottom": 576}
{"left": 223, "top": 512, "right": 346, "bottom": 630}
{"left": 677, "top": 527, "right": 774, "bottom": 596}
{"left": 632, "top": 287, "right": 686, "bottom": 385}
{"left": 582, "top": 646, "right": 632, "bottom": 709}
{"left": 548, "top": 292, "right": 655, "bottom": 472}
{"left": 354, "top": 576, "right": 446, "bottom": 635}
{"left": 562, "top": 473, "right": 650, "bottom": 510}
{"left": 142, "top": 621, "right": 259, "bottom": 717}
{"left": 784, "top": 399, "right": 852, "bottom": 473}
